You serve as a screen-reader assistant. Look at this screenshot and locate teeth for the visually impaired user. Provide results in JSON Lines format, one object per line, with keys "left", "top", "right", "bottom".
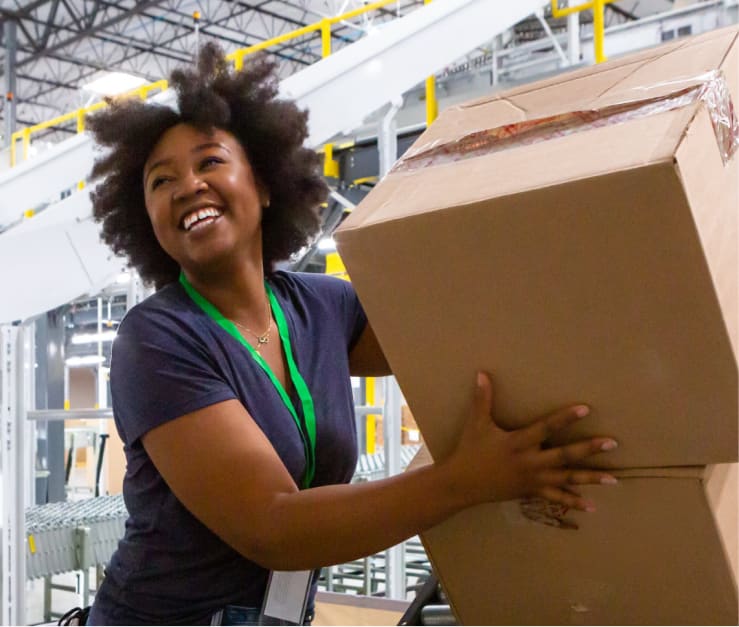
{"left": 183, "top": 207, "right": 222, "bottom": 230}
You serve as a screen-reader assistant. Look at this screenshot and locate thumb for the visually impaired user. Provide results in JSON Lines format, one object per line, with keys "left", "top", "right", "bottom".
{"left": 474, "top": 371, "right": 495, "bottom": 426}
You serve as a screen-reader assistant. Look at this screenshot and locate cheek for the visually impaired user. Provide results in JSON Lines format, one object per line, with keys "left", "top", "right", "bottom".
{"left": 144, "top": 201, "right": 170, "bottom": 243}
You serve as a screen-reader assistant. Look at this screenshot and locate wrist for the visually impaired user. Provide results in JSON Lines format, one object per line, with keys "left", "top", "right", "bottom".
{"left": 434, "top": 455, "right": 482, "bottom": 512}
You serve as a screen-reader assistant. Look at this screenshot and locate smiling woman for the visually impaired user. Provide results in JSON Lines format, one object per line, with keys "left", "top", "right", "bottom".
{"left": 141, "top": 124, "right": 269, "bottom": 281}
{"left": 83, "top": 43, "right": 618, "bottom": 626}
{"left": 87, "top": 44, "right": 325, "bottom": 291}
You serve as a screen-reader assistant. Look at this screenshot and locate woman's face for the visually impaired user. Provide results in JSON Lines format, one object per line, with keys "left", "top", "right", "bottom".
{"left": 143, "top": 123, "right": 268, "bottom": 275}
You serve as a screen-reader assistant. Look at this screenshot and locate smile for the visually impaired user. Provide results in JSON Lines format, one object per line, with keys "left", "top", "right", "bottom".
{"left": 181, "top": 206, "right": 223, "bottom": 231}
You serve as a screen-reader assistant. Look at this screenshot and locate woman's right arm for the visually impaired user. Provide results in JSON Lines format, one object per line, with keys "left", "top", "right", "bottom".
{"left": 142, "top": 371, "right": 617, "bottom": 571}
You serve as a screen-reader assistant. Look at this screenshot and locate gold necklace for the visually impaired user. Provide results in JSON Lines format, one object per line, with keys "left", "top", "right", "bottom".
{"left": 232, "top": 301, "right": 272, "bottom": 352}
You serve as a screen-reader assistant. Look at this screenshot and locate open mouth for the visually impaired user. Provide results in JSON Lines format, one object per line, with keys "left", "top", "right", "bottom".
{"left": 181, "top": 206, "right": 223, "bottom": 231}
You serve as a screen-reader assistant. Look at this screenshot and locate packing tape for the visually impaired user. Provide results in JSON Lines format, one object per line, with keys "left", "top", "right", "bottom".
{"left": 393, "top": 70, "right": 739, "bottom": 172}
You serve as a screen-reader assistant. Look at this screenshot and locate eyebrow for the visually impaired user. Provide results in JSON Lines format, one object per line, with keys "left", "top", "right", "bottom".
{"left": 144, "top": 141, "right": 232, "bottom": 185}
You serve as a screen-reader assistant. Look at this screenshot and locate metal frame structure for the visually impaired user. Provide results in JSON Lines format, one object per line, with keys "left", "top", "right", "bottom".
{"left": 0, "top": 1, "right": 684, "bottom": 145}
{"left": 0, "top": 0, "right": 427, "bottom": 141}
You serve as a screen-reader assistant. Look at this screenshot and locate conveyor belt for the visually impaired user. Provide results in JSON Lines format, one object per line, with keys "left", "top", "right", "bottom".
{"left": 25, "top": 495, "right": 127, "bottom": 579}
{"left": 354, "top": 445, "right": 421, "bottom": 482}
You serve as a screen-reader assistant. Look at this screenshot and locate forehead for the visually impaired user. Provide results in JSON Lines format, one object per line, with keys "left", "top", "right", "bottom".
{"left": 145, "top": 124, "right": 244, "bottom": 168}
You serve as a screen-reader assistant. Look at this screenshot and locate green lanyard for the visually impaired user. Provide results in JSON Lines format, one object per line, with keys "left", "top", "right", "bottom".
{"left": 178, "top": 272, "right": 317, "bottom": 489}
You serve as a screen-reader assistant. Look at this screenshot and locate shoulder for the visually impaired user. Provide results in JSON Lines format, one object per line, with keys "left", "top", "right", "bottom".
{"left": 269, "top": 270, "right": 357, "bottom": 304}
{"left": 113, "top": 282, "right": 214, "bottom": 365}
{"left": 117, "top": 282, "right": 199, "bottom": 337}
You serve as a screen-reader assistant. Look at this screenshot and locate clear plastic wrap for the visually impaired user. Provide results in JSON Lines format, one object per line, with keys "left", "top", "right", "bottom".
{"left": 392, "top": 70, "right": 738, "bottom": 173}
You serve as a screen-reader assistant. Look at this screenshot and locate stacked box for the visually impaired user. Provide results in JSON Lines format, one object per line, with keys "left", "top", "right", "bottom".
{"left": 336, "top": 26, "right": 739, "bottom": 625}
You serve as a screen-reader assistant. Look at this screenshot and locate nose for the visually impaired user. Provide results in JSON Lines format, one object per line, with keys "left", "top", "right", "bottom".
{"left": 172, "top": 171, "right": 208, "bottom": 201}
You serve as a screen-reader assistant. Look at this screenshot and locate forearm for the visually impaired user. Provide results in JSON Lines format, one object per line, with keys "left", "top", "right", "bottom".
{"left": 248, "top": 460, "right": 469, "bottom": 570}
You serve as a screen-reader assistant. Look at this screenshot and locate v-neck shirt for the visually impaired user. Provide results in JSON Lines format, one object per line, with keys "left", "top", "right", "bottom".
{"left": 91, "top": 270, "right": 367, "bottom": 625}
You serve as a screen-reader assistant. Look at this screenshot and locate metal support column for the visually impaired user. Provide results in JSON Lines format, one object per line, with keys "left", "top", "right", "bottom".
{"left": 567, "top": 2, "right": 581, "bottom": 65}
{"left": 37, "top": 310, "right": 67, "bottom": 504}
{"left": 378, "top": 97, "right": 403, "bottom": 180}
{"left": 382, "top": 377, "right": 405, "bottom": 600}
{"left": 4, "top": 19, "right": 17, "bottom": 149}
{"left": 377, "top": 94, "right": 406, "bottom": 599}
{"left": 1, "top": 324, "right": 28, "bottom": 626}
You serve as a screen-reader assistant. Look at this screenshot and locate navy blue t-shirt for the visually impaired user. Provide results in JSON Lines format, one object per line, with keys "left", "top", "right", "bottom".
{"left": 89, "top": 271, "right": 367, "bottom": 625}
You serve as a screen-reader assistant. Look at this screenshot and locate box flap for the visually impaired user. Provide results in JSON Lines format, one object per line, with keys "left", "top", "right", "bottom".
{"left": 406, "top": 27, "right": 737, "bottom": 159}
{"left": 338, "top": 106, "right": 692, "bottom": 232}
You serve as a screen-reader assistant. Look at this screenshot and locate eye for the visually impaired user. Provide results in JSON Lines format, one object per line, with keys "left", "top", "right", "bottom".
{"left": 150, "top": 176, "right": 170, "bottom": 191}
{"left": 200, "top": 156, "right": 224, "bottom": 169}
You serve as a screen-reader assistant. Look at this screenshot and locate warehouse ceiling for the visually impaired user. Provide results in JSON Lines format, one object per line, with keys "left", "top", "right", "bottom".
{"left": 0, "top": 0, "right": 679, "bottom": 141}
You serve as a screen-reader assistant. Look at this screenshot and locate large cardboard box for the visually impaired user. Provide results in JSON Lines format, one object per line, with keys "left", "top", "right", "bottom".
{"left": 407, "top": 448, "right": 737, "bottom": 625}
{"left": 335, "top": 27, "right": 739, "bottom": 624}
{"left": 335, "top": 27, "right": 738, "bottom": 470}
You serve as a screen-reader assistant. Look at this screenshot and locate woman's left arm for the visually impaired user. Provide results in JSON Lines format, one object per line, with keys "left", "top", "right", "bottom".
{"left": 349, "top": 323, "right": 392, "bottom": 377}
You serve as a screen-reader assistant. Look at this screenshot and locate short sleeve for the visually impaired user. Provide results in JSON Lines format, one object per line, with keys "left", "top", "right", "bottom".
{"left": 110, "top": 304, "right": 237, "bottom": 446}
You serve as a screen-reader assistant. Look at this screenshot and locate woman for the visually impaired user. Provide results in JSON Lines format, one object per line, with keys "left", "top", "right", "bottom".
{"left": 85, "top": 44, "right": 617, "bottom": 625}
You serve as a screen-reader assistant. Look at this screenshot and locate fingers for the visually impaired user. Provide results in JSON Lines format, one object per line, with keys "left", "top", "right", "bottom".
{"left": 534, "top": 437, "right": 619, "bottom": 468}
{"left": 537, "top": 486, "right": 596, "bottom": 513}
{"left": 537, "top": 468, "right": 618, "bottom": 487}
{"left": 510, "top": 404, "right": 591, "bottom": 450}
{"left": 473, "top": 371, "right": 494, "bottom": 425}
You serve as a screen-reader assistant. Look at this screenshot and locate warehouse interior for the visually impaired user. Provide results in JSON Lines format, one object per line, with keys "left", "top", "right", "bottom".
{"left": 0, "top": 0, "right": 737, "bottom": 624}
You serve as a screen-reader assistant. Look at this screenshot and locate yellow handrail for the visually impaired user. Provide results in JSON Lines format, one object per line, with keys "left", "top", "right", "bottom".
{"left": 11, "top": 0, "right": 401, "bottom": 167}
{"left": 227, "top": 0, "right": 398, "bottom": 71}
{"left": 424, "top": 0, "right": 438, "bottom": 126}
{"left": 550, "top": 0, "right": 616, "bottom": 64}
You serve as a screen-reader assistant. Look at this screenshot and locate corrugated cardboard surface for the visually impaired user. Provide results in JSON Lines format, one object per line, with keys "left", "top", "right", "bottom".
{"left": 336, "top": 26, "right": 739, "bottom": 625}
{"left": 407, "top": 449, "right": 738, "bottom": 625}
{"left": 336, "top": 32, "right": 738, "bottom": 470}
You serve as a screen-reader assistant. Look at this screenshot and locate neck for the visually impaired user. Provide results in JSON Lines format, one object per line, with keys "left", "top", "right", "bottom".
{"left": 182, "top": 257, "right": 270, "bottom": 323}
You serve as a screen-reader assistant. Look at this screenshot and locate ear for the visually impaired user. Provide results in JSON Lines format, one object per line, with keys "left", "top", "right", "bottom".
{"left": 256, "top": 180, "right": 270, "bottom": 209}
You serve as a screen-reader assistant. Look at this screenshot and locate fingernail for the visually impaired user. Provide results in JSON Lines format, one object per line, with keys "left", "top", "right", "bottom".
{"left": 601, "top": 440, "right": 618, "bottom": 451}
{"left": 601, "top": 475, "right": 618, "bottom": 485}
{"left": 584, "top": 503, "right": 596, "bottom": 513}
{"left": 574, "top": 405, "right": 590, "bottom": 417}
{"left": 476, "top": 371, "right": 486, "bottom": 387}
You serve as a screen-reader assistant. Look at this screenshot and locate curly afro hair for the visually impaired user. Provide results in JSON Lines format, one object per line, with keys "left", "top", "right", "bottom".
{"left": 87, "top": 43, "right": 327, "bottom": 289}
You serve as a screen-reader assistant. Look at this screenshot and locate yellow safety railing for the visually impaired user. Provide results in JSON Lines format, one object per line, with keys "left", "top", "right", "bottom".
{"left": 11, "top": 0, "right": 430, "bottom": 178}
{"left": 226, "top": 0, "right": 398, "bottom": 70}
{"left": 10, "top": 79, "right": 168, "bottom": 167}
{"left": 424, "top": 0, "right": 438, "bottom": 126}
{"left": 551, "top": 0, "right": 617, "bottom": 64}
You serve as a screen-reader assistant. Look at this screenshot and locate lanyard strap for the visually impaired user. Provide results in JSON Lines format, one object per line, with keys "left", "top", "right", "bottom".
{"left": 178, "top": 272, "right": 316, "bottom": 488}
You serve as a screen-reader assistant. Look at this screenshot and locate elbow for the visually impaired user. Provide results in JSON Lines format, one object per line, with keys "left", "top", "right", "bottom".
{"left": 233, "top": 502, "right": 313, "bottom": 571}
{"left": 242, "top": 534, "right": 313, "bottom": 571}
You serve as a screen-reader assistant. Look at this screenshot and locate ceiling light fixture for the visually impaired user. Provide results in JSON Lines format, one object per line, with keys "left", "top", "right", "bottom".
{"left": 81, "top": 72, "right": 148, "bottom": 97}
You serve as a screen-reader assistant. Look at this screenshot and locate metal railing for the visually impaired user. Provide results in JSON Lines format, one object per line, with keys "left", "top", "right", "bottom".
{"left": 10, "top": 80, "right": 168, "bottom": 167}
{"left": 551, "top": 0, "right": 617, "bottom": 63}
{"left": 9, "top": 0, "right": 430, "bottom": 171}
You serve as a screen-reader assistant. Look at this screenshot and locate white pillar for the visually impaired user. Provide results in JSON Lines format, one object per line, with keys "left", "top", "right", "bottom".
{"left": 382, "top": 377, "right": 405, "bottom": 599}
{"left": 378, "top": 96, "right": 404, "bottom": 179}
{"left": 1, "top": 324, "right": 28, "bottom": 626}
{"left": 567, "top": 3, "right": 581, "bottom": 65}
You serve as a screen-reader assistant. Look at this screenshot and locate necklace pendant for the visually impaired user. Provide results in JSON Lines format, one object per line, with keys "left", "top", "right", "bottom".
{"left": 257, "top": 335, "right": 270, "bottom": 346}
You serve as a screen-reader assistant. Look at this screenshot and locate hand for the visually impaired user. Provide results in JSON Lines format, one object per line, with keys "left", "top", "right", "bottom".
{"left": 444, "top": 371, "right": 618, "bottom": 512}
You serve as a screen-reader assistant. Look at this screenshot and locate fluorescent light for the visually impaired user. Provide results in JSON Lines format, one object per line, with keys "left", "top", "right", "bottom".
{"left": 82, "top": 72, "right": 148, "bottom": 97}
{"left": 71, "top": 330, "right": 117, "bottom": 345}
{"left": 318, "top": 237, "right": 336, "bottom": 252}
{"left": 65, "top": 355, "right": 105, "bottom": 367}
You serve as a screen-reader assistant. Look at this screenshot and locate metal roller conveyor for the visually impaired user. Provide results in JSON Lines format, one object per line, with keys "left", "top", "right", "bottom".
{"left": 353, "top": 444, "right": 421, "bottom": 482}
{"left": 25, "top": 494, "right": 127, "bottom": 579}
